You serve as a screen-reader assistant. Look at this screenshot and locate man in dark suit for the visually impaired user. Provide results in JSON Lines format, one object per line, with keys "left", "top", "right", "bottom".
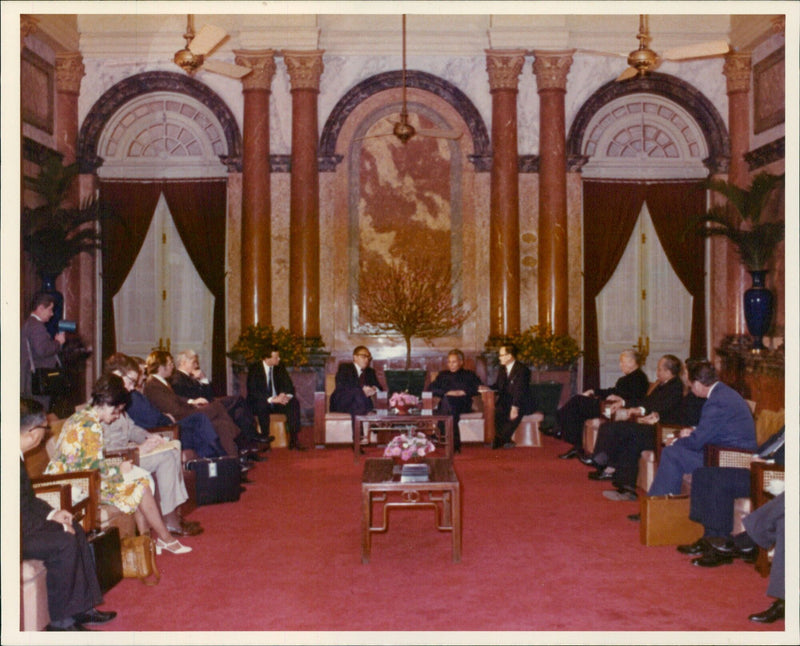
{"left": 585, "top": 355, "right": 685, "bottom": 499}
{"left": 648, "top": 360, "right": 757, "bottom": 496}
{"left": 556, "top": 349, "right": 649, "bottom": 459}
{"left": 428, "top": 349, "right": 484, "bottom": 453}
{"left": 491, "top": 344, "right": 536, "bottom": 449}
{"left": 20, "top": 398, "right": 116, "bottom": 631}
{"left": 247, "top": 345, "right": 304, "bottom": 450}
{"left": 21, "top": 292, "right": 66, "bottom": 410}
{"left": 171, "top": 349, "right": 270, "bottom": 450}
{"left": 329, "top": 346, "right": 383, "bottom": 442}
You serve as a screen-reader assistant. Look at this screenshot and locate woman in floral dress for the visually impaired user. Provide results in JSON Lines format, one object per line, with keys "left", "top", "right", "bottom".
{"left": 46, "top": 374, "right": 191, "bottom": 555}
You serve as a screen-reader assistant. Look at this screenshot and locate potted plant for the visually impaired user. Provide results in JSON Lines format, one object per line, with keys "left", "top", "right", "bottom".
{"left": 227, "top": 325, "right": 313, "bottom": 372}
{"left": 691, "top": 172, "right": 785, "bottom": 350}
{"left": 356, "top": 254, "right": 472, "bottom": 396}
{"left": 511, "top": 324, "right": 583, "bottom": 429}
{"left": 22, "top": 157, "right": 110, "bottom": 334}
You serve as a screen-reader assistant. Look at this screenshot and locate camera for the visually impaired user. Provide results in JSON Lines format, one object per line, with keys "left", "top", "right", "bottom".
{"left": 57, "top": 320, "right": 77, "bottom": 333}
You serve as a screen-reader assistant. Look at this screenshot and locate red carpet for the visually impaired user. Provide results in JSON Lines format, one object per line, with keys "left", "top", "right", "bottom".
{"left": 98, "top": 435, "right": 786, "bottom": 637}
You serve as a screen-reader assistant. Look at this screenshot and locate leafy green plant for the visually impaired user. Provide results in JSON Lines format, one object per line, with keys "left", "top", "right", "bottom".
{"left": 22, "top": 157, "right": 109, "bottom": 277}
{"left": 690, "top": 172, "right": 785, "bottom": 271}
{"left": 227, "top": 324, "right": 314, "bottom": 367}
{"left": 508, "top": 324, "right": 583, "bottom": 370}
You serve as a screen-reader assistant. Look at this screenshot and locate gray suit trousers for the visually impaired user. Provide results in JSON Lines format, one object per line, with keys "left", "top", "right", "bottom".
{"left": 139, "top": 446, "right": 188, "bottom": 517}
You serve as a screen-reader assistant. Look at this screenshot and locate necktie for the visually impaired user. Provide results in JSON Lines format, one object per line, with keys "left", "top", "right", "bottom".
{"left": 267, "top": 366, "right": 275, "bottom": 397}
{"left": 358, "top": 369, "right": 366, "bottom": 387}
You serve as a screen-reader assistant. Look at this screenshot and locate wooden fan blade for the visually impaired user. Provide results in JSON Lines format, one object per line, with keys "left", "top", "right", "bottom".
{"left": 576, "top": 48, "right": 627, "bottom": 59}
{"left": 354, "top": 132, "right": 394, "bottom": 142}
{"left": 662, "top": 40, "right": 730, "bottom": 61}
{"left": 189, "top": 24, "right": 227, "bottom": 56}
{"left": 417, "top": 128, "right": 463, "bottom": 141}
{"left": 202, "top": 58, "right": 252, "bottom": 79}
{"left": 616, "top": 66, "right": 639, "bottom": 82}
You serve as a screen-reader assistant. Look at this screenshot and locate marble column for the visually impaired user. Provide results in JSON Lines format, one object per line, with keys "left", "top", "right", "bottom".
{"left": 486, "top": 50, "right": 525, "bottom": 339}
{"left": 285, "top": 50, "right": 324, "bottom": 342}
{"left": 533, "top": 50, "right": 574, "bottom": 336}
{"left": 234, "top": 50, "right": 276, "bottom": 327}
{"left": 722, "top": 52, "right": 752, "bottom": 337}
{"left": 55, "top": 53, "right": 95, "bottom": 399}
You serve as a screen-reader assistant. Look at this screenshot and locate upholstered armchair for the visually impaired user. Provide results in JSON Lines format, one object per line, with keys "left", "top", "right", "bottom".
{"left": 313, "top": 373, "right": 387, "bottom": 446}
{"left": 421, "top": 386, "right": 498, "bottom": 445}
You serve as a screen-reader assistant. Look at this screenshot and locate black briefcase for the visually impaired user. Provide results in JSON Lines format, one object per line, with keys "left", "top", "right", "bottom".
{"left": 185, "top": 457, "right": 241, "bottom": 505}
{"left": 87, "top": 526, "right": 123, "bottom": 593}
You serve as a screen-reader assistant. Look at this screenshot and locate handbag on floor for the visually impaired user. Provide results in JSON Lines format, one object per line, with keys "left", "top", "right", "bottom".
{"left": 640, "top": 494, "right": 704, "bottom": 546}
{"left": 121, "top": 535, "right": 161, "bottom": 585}
{"left": 87, "top": 526, "right": 123, "bottom": 593}
{"left": 185, "top": 456, "right": 241, "bottom": 505}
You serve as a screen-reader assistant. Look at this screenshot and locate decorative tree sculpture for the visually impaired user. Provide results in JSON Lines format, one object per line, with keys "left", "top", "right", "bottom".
{"left": 356, "top": 254, "right": 472, "bottom": 369}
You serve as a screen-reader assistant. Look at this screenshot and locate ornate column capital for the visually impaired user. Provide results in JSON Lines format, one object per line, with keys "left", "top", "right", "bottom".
{"left": 532, "top": 50, "right": 575, "bottom": 92}
{"left": 21, "top": 15, "right": 38, "bottom": 47}
{"left": 771, "top": 16, "right": 785, "bottom": 36}
{"left": 485, "top": 49, "right": 526, "bottom": 92}
{"left": 54, "top": 53, "right": 85, "bottom": 95}
{"left": 723, "top": 52, "right": 751, "bottom": 95}
{"left": 284, "top": 50, "right": 325, "bottom": 92}
{"left": 234, "top": 49, "right": 277, "bottom": 91}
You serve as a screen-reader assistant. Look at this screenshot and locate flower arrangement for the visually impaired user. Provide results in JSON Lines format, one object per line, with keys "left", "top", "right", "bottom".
{"left": 510, "top": 324, "right": 583, "bottom": 370}
{"left": 389, "top": 391, "right": 419, "bottom": 411}
{"left": 383, "top": 431, "right": 435, "bottom": 461}
{"left": 227, "top": 324, "right": 316, "bottom": 368}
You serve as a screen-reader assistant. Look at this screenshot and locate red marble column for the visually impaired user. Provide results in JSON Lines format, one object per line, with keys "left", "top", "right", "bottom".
{"left": 285, "top": 50, "right": 324, "bottom": 341}
{"left": 234, "top": 50, "right": 276, "bottom": 327}
{"left": 486, "top": 50, "right": 525, "bottom": 339}
{"left": 723, "top": 53, "right": 752, "bottom": 336}
{"left": 533, "top": 50, "right": 573, "bottom": 336}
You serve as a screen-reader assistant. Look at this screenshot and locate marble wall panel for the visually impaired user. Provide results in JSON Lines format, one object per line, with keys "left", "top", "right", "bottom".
{"left": 519, "top": 174, "right": 539, "bottom": 328}
{"left": 271, "top": 174, "right": 291, "bottom": 328}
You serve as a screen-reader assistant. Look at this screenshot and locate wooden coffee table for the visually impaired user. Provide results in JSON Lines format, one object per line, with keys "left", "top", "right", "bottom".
{"left": 353, "top": 412, "right": 453, "bottom": 462}
{"left": 360, "top": 457, "right": 461, "bottom": 564}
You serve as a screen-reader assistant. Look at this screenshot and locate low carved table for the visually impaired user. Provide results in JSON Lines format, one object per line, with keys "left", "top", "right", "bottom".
{"left": 353, "top": 411, "right": 453, "bottom": 462}
{"left": 360, "top": 457, "right": 461, "bottom": 564}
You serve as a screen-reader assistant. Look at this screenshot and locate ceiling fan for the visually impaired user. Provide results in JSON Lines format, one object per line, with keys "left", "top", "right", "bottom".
{"left": 600, "top": 15, "right": 730, "bottom": 82}
{"left": 173, "top": 14, "right": 251, "bottom": 79}
{"left": 357, "top": 15, "right": 462, "bottom": 144}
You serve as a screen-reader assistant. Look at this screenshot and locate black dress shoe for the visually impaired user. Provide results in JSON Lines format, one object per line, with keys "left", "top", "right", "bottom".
{"left": 558, "top": 447, "right": 579, "bottom": 459}
{"left": 749, "top": 599, "right": 784, "bottom": 624}
{"left": 240, "top": 473, "right": 252, "bottom": 484}
{"left": 246, "top": 452, "right": 268, "bottom": 462}
{"left": 47, "top": 623, "right": 91, "bottom": 631}
{"left": 74, "top": 608, "right": 117, "bottom": 625}
{"left": 691, "top": 551, "right": 733, "bottom": 568}
{"left": 588, "top": 469, "right": 613, "bottom": 481}
{"left": 577, "top": 453, "right": 598, "bottom": 467}
{"left": 711, "top": 540, "right": 757, "bottom": 562}
{"left": 253, "top": 435, "right": 273, "bottom": 444}
{"left": 677, "top": 537, "right": 710, "bottom": 555}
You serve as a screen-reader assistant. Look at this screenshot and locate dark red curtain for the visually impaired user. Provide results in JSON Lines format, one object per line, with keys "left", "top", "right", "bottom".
{"left": 100, "top": 182, "right": 162, "bottom": 363}
{"left": 582, "top": 181, "right": 647, "bottom": 391}
{"left": 644, "top": 181, "right": 707, "bottom": 362}
{"left": 163, "top": 181, "right": 228, "bottom": 395}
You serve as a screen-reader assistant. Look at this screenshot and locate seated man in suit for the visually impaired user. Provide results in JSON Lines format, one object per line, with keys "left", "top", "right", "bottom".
{"left": 742, "top": 491, "right": 785, "bottom": 623}
{"left": 428, "top": 349, "right": 484, "bottom": 453}
{"left": 143, "top": 350, "right": 253, "bottom": 479}
{"left": 677, "top": 427, "right": 784, "bottom": 566}
{"left": 171, "top": 349, "right": 270, "bottom": 451}
{"left": 247, "top": 345, "right": 304, "bottom": 450}
{"left": 490, "top": 344, "right": 536, "bottom": 449}
{"left": 583, "top": 354, "right": 685, "bottom": 500}
{"left": 648, "top": 360, "right": 757, "bottom": 496}
{"left": 20, "top": 398, "right": 117, "bottom": 631}
{"left": 329, "top": 346, "right": 383, "bottom": 443}
{"left": 556, "top": 349, "right": 649, "bottom": 460}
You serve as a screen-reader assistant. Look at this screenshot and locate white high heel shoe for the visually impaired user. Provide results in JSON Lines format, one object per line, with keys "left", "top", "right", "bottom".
{"left": 155, "top": 538, "right": 192, "bottom": 555}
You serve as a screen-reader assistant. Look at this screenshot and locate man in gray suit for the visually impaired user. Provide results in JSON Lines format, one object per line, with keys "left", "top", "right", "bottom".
{"left": 21, "top": 292, "right": 66, "bottom": 410}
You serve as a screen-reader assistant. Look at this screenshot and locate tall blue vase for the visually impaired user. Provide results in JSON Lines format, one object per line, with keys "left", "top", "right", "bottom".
{"left": 39, "top": 273, "right": 64, "bottom": 338}
{"left": 743, "top": 270, "right": 773, "bottom": 351}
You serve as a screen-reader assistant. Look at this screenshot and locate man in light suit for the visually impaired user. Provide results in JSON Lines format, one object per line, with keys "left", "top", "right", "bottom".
{"left": 20, "top": 398, "right": 116, "bottom": 631}
{"left": 648, "top": 360, "right": 756, "bottom": 496}
{"left": 329, "top": 346, "right": 383, "bottom": 443}
{"left": 21, "top": 292, "right": 66, "bottom": 410}
{"left": 491, "top": 344, "right": 537, "bottom": 449}
{"left": 247, "top": 345, "right": 304, "bottom": 450}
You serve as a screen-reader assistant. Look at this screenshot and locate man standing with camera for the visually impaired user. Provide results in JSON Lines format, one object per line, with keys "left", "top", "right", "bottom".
{"left": 21, "top": 292, "right": 66, "bottom": 411}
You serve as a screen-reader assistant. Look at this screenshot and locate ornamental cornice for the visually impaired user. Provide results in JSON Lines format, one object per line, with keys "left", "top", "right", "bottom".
{"left": 234, "top": 49, "right": 277, "bottom": 91}
{"left": 283, "top": 50, "right": 325, "bottom": 92}
{"left": 723, "top": 52, "right": 751, "bottom": 95}
{"left": 532, "top": 50, "right": 575, "bottom": 92}
{"left": 54, "top": 53, "right": 85, "bottom": 94}
{"left": 485, "top": 49, "right": 526, "bottom": 92}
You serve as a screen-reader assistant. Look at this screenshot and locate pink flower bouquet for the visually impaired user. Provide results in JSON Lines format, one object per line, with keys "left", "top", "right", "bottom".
{"left": 383, "top": 431, "right": 435, "bottom": 461}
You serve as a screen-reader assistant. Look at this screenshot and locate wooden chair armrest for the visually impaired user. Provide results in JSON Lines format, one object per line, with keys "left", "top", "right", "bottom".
{"left": 750, "top": 462, "right": 784, "bottom": 509}
{"left": 33, "top": 483, "right": 72, "bottom": 513}
{"left": 105, "top": 447, "right": 140, "bottom": 466}
{"left": 481, "top": 389, "right": 496, "bottom": 444}
{"left": 653, "top": 423, "right": 681, "bottom": 463}
{"left": 375, "top": 391, "right": 388, "bottom": 410}
{"left": 31, "top": 469, "right": 100, "bottom": 531}
{"left": 421, "top": 391, "right": 436, "bottom": 411}
{"left": 149, "top": 424, "right": 179, "bottom": 440}
{"left": 704, "top": 444, "right": 753, "bottom": 468}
